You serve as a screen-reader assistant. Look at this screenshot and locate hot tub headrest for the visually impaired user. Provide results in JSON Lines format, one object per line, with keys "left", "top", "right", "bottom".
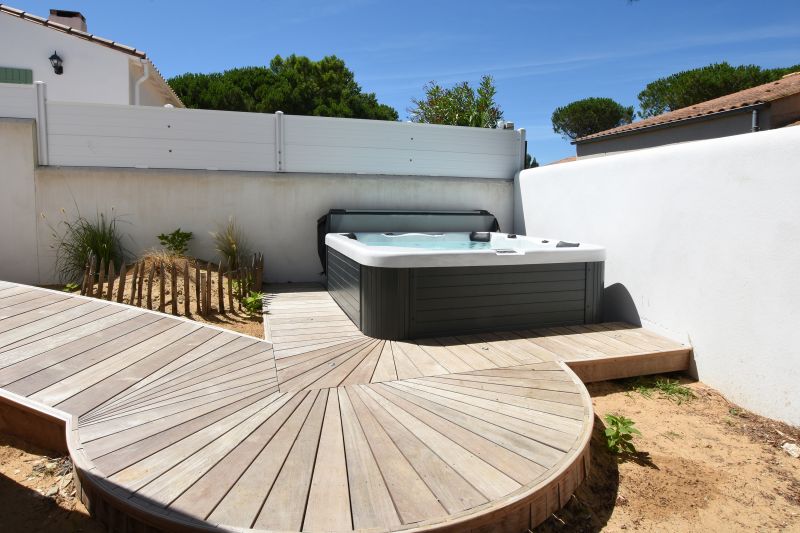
{"left": 469, "top": 231, "right": 491, "bottom": 242}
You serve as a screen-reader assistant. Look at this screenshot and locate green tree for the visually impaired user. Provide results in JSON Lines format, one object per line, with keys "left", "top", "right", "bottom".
{"left": 408, "top": 75, "right": 503, "bottom": 128}
{"left": 168, "top": 55, "right": 398, "bottom": 120}
{"left": 551, "top": 97, "right": 634, "bottom": 140}
{"left": 637, "top": 62, "right": 800, "bottom": 118}
{"left": 525, "top": 153, "right": 539, "bottom": 169}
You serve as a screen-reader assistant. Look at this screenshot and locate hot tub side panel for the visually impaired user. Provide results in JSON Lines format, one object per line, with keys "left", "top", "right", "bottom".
{"left": 326, "top": 248, "right": 361, "bottom": 328}
{"left": 408, "top": 262, "right": 602, "bottom": 338}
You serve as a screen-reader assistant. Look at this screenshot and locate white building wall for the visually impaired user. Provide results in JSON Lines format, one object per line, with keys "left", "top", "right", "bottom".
{"left": 516, "top": 127, "right": 800, "bottom": 426}
{"left": 0, "top": 12, "right": 131, "bottom": 105}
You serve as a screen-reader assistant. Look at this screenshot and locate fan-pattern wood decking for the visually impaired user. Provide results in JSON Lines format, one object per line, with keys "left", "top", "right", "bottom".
{"left": 0, "top": 281, "right": 691, "bottom": 533}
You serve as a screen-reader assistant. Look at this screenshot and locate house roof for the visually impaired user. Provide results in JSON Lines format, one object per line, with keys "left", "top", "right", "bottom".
{"left": 1, "top": 3, "right": 146, "bottom": 57}
{"left": 575, "top": 71, "right": 800, "bottom": 143}
{"left": 546, "top": 156, "right": 577, "bottom": 165}
{"left": 0, "top": 3, "right": 183, "bottom": 107}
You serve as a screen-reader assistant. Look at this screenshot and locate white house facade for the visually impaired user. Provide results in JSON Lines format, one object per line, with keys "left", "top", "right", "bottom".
{"left": 0, "top": 5, "right": 182, "bottom": 107}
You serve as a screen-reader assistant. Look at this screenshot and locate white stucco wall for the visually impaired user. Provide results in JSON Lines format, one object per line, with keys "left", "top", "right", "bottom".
{"left": 0, "top": 12, "right": 131, "bottom": 105}
{"left": 0, "top": 119, "right": 39, "bottom": 284}
{"left": 34, "top": 168, "right": 513, "bottom": 283}
{"left": 516, "top": 127, "right": 800, "bottom": 425}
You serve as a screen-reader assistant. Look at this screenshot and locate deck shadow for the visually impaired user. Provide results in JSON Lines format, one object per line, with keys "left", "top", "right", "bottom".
{"left": 533, "top": 415, "right": 620, "bottom": 532}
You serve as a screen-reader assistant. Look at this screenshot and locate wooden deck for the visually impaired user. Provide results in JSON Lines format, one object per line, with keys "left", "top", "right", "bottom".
{"left": 0, "top": 281, "right": 691, "bottom": 533}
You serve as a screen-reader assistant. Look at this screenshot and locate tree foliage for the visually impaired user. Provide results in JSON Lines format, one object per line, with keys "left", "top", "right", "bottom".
{"left": 551, "top": 97, "right": 634, "bottom": 140}
{"left": 637, "top": 62, "right": 800, "bottom": 118}
{"left": 525, "top": 153, "right": 539, "bottom": 168}
{"left": 168, "top": 55, "right": 398, "bottom": 120}
{"left": 408, "top": 75, "right": 503, "bottom": 128}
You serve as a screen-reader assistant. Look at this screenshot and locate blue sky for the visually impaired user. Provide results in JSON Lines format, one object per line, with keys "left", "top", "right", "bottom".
{"left": 13, "top": 0, "right": 800, "bottom": 163}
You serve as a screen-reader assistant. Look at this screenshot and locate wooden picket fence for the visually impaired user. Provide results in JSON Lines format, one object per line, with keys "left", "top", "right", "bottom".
{"left": 79, "top": 253, "right": 264, "bottom": 317}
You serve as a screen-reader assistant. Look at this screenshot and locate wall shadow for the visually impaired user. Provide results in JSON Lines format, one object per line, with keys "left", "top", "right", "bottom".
{"left": 602, "top": 283, "right": 641, "bottom": 326}
{"left": 534, "top": 415, "right": 620, "bottom": 532}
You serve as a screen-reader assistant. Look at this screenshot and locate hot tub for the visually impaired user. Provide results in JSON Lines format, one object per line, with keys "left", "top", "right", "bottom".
{"left": 325, "top": 231, "right": 606, "bottom": 340}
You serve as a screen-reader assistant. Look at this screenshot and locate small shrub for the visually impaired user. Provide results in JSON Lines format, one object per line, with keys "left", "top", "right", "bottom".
{"left": 242, "top": 291, "right": 264, "bottom": 315}
{"left": 211, "top": 217, "right": 250, "bottom": 270}
{"left": 50, "top": 209, "right": 126, "bottom": 283}
{"left": 158, "top": 228, "right": 193, "bottom": 255}
{"left": 604, "top": 413, "right": 641, "bottom": 455}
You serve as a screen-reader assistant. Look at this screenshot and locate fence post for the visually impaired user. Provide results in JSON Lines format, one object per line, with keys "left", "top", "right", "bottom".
{"left": 97, "top": 259, "right": 105, "bottom": 298}
{"left": 275, "top": 110, "right": 284, "bottom": 172}
{"left": 116, "top": 262, "right": 127, "bottom": 303}
{"left": 146, "top": 264, "right": 154, "bottom": 310}
{"left": 217, "top": 262, "right": 225, "bottom": 314}
{"left": 171, "top": 261, "right": 178, "bottom": 315}
{"left": 227, "top": 270, "right": 234, "bottom": 313}
{"left": 137, "top": 263, "right": 145, "bottom": 307}
{"left": 106, "top": 261, "right": 116, "bottom": 300}
{"left": 33, "top": 82, "right": 49, "bottom": 165}
{"left": 183, "top": 261, "right": 190, "bottom": 316}
{"left": 158, "top": 263, "right": 166, "bottom": 313}
{"left": 129, "top": 262, "right": 139, "bottom": 305}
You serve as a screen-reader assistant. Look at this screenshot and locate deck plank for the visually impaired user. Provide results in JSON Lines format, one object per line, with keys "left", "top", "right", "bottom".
{"left": 302, "top": 388, "right": 353, "bottom": 532}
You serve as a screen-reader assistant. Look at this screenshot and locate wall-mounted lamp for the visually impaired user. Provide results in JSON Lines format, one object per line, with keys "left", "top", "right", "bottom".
{"left": 49, "top": 51, "right": 63, "bottom": 75}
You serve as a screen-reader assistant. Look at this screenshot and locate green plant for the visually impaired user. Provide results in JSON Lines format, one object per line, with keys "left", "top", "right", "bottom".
{"left": 242, "top": 291, "right": 264, "bottom": 315}
{"left": 49, "top": 209, "right": 126, "bottom": 283}
{"left": 629, "top": 376, "right": 695, "bottom": 404}
{"left": 211, "top": 217, "right": 250, "bottom": 270}
{"left": 158, "top": 228, "right": 193, "bottom": 255}
{"left": 62, "top": 282, "right": 79, "bottom": 292}
{"left": 408, "top": 75, "right": 503, "bottom": 128}
{"left": 604, "top": 414, "right": 641, "bottom": 455}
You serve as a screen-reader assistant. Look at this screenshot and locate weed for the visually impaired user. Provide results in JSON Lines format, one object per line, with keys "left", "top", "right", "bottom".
{"left": 604, "top": 413, "right": 641, "bottom": 455}
{"left": 211, "top": 217, "right": 250, "bottom": 269}
{"left": 628, "top": 376, "right": 695, "bottom": 404}
{"left": 242, "top": 291, "right": 264, "bottom": 315}
{"left": 49, "top": 209, "right": 127, "bottom": 283}
{"left": 158, "top": 228, "right": 193, "bottom": 256}
{"left": 62, "top": 282, "right": 80, "bottom": 292}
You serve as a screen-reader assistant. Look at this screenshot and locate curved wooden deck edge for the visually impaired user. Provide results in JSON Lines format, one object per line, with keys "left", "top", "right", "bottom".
{"left": 0, "top": 367, "right": 594, "bottom": 533}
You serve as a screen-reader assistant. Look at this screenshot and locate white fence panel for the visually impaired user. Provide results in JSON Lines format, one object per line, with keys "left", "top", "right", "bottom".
{"left": 283, "top": 115, "right": 523, "bottom": 179}
{"left": 0, "top": 82, "right": 36, "bottom": 119}
{"left": 46, "top": 103, "right": 277, "bottom": 171}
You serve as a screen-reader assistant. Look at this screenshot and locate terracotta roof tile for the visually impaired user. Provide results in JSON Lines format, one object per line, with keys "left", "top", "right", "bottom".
{"left": 576, "top": 72, "right": 800, "bottom": 142}
{"left": 547, "top": 156, "right": 577, "bottom": 165}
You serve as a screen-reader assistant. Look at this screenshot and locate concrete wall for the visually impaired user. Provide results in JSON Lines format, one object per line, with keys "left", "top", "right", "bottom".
{"left": 516, "top": 127, "right": 800, "bottom": 426}
{"left": 34, "top": 167, "right": 513, "bottom": 283}
{"left": 0, "top": 13, "right": 131, "bottom": 105}
{"left": 575, "top": 110, "right": 756, "bottom": 158}
{"left": 0, "top": 119, "right": 39, "bottom": 284}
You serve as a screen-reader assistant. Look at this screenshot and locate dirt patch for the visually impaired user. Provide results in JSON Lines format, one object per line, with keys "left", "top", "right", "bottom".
{"left": 536, "top": 376, "right": 800, "bottom": 532}
{"left": 0, "top": 433, "right": 104, "bottom": 532}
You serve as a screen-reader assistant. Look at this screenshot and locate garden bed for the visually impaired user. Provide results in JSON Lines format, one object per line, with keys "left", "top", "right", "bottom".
{"left": 75, "top": 253, "right": 265, "bottom": 338}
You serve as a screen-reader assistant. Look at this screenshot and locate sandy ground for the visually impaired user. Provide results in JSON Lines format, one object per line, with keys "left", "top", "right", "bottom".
{"left": 535, "top": 377, "right": 800, "bottom": 532}
{"left": 0, "top": 433, "right": 103, "bottom": 532}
